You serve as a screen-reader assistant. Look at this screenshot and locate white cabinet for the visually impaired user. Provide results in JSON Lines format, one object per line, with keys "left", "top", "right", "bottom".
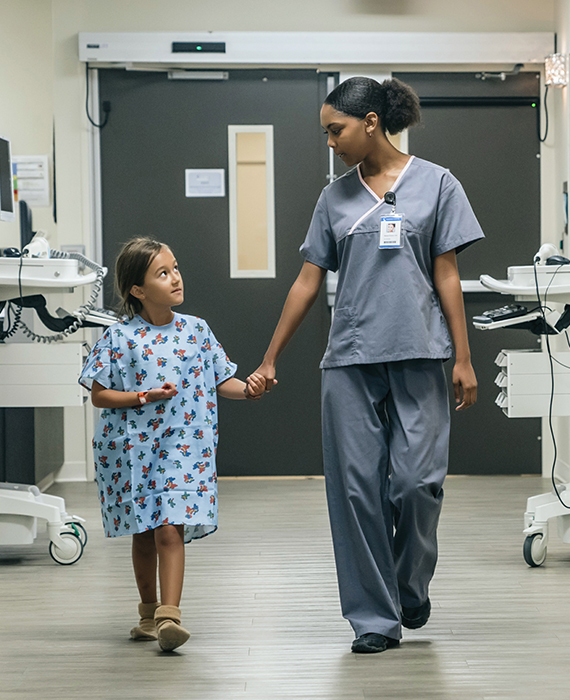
{"left": 0, "top": 342, "right": 85, "bottom": 407}
{"left": 494, "top": 349, "right": 570, "bottom": 417}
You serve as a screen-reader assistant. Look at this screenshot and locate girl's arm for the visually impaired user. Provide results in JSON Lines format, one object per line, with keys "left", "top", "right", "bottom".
{"left": 217, "top": 373, "right": 265, "bottom": 401}
{"left": 255, "top": 261, "right": 327, "bottom": 390}
{"left": 433, "top": 249, "right": 477, "bottom": 411}
{"left": 91, "top": 381, "right": 178, "bottom": 409}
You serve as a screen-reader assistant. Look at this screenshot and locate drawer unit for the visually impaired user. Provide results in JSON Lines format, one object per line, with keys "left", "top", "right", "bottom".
{"left": 494, "top": 349, "right": 570, "bottom": 417}
{"left": 0, "top": 342, "right": 86, "bottom": 407}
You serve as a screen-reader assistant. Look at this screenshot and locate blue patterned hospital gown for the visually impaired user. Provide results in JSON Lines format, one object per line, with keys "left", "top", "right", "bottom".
{"left": 79, "top": 313, "right": 237, "bottom": 543}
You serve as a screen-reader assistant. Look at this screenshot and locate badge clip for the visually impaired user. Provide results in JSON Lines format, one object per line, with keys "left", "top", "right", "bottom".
{"left": 384, "top": 191, "right": 396, "bottom": 215}
{"left": 379, "top": 191, "right": 404, "bottom": 249}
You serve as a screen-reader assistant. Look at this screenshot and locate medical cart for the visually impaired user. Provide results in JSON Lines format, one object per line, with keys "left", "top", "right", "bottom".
{"left": 475, "top": 251, "right": 570, "bottom": 566}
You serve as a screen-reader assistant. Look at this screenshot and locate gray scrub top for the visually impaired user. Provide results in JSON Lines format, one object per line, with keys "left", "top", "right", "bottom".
{"left": 300, "top": 156, "right": 485, "bottom": 368}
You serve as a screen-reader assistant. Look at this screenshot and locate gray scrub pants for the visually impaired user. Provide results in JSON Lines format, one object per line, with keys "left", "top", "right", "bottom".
{"left": 321, "top": 360, "right": 450, "bottom": 640}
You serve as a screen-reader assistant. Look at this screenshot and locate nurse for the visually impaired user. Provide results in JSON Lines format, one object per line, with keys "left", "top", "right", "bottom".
{"left": 254, "top": 77, "right": 484, "bottom": 653}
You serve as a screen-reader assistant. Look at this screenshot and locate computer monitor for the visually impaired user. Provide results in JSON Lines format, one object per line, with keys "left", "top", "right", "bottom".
{"left": 0, "top": 135, "right": 15, "bottom": 222}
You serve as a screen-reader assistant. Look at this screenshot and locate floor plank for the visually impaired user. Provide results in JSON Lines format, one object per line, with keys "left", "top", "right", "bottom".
{"left": 1, "top": 476, "right": 569, "bottom": 699}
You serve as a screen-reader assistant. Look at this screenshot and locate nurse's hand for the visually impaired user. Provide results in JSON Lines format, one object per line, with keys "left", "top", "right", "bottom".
{"left": 254, "top": 361, "right": 278, "bottom": 392}
{"left": 245, "top": 372, "right": 268, "bottom": 400}
{"left": 453, "top": 361, "right": 477, "bottom": 411}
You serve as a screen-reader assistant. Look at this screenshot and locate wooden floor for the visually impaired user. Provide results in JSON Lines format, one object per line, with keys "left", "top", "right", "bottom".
{"left": 1, "top": 476, "right": 570, "bottom": 700}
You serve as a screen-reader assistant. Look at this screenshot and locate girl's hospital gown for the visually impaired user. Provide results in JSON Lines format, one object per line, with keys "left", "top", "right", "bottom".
{"left": 79, "top": 314, "right": 236, "bottom": 543}
{"left": 300, "top": 156, "right": 485, "bottom": 639}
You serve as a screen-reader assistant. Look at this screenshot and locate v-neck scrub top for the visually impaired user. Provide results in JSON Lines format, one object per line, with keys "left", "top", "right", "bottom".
{"left": 300, "top": 157, "right": 485, "bottom": 368}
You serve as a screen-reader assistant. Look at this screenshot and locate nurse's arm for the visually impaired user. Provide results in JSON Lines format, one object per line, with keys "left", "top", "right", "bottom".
{"left": 255, "top": 261, "right": 327, "bottom": 391}
{"left": 433, "top": 249, "right": 478, "bottom": 411}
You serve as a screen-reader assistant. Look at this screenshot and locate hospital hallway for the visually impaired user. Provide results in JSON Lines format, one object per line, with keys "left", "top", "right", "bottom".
{"left": 0, "top": 476, "right": 568, "bottom": 700}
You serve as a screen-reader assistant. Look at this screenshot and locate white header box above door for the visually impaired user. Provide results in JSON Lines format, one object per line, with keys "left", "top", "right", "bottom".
{"left": 79, "top": 32, "right": 554, "bottom": 67}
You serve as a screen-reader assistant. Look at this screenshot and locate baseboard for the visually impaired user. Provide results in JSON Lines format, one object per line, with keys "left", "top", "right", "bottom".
{"left": 55, "top": 460, "right": 89, "bottom": 482}
{"left": 36, "top": 471, "right": 56, "bottom": 493}
{"left": 547, "top": 457, "right": 570, "bottom": 483}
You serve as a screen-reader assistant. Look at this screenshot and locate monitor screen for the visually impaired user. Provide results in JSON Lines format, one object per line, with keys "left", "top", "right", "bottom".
{"left": 0, "top": 135, "right": 15, "bottom": 222}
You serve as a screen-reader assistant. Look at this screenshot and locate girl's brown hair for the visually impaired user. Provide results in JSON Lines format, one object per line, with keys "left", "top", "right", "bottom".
{"left": 114, "top": 237, "right": 167, "bottom": 318}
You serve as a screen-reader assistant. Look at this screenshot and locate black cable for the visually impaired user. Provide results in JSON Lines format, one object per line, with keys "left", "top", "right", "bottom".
{"left": 0, "top": 302, "right": 9, "bottom": 341}
{"left": 18, "top": 254, "right": 23, "bottom": 305}
{"left": 6, "top": 294, "right": 102, "bottom": 331}
{"left": 545, "top": 264, "right": 562, "bottom": 298}
{"left": 85, "top": 64, "right": 110, "bottom": 129}
{"left": 0, "top": 302, "right": 22, "bottom": 341}
{"left": 0, "top": 257, "right": 25, "bottom": 341}
{"left": 538, "top": 85, "right": 549, "bottom": 143}
{"left": 10, "top": 250, "right": 106, "bottom": 343}
{"left": 533, "top": 260, "right": 570, "bottom": 510}
{"left": 552, "top": 355, "right": 570, "bottom": 371}
{"left": 7, "top": 303, "right": 15, "bottom": 336}
{"left": 5, "top": 302, "right": 11, "bottom": 335}
{"left": 543, "top": 267, "right": 570, "bottom": 369}
{"left": 544, "top": 272, "right": 570, "bottom": 371}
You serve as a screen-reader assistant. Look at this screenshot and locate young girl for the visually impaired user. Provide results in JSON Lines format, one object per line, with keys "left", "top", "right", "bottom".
{"left": 254, "top": 77, "right": 484, "bottom": 653}
{"left": 79, "top": 237, "right": 265, "bottom": 652}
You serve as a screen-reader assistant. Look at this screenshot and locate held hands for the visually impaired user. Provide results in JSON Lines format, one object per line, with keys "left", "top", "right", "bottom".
{"left": 453, "top": 361, "right": 477, "bottom": 411}
{"left": 146, "top": 382, "right": 178, "bottom": 403}
{"left": 252, "top": 362, "right": 279, "bottom": 393}
{"left": 244, "top": 372, "right": 270, "bottom": 401}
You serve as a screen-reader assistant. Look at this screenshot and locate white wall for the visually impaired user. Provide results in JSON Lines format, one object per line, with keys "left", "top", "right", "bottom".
{"left": 65, "top": 0, "right": 556, "bottom": 33}
{"left": 0, "top": 0, "right": 55, "bottom": 249}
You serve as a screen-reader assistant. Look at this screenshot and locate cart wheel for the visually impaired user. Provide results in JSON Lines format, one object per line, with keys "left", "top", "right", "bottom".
{"left": 523, "top": 533, "right": 547, "bottom": 567}
{"left": 66, "top": 521, "right": 88, "bottom": 546}
{"left": 49, "top": 532, "right": 84, "bottom": 565}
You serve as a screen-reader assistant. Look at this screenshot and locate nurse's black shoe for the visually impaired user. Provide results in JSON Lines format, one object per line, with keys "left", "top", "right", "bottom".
{"left": 351, "top": 633, "right": 400, "bottom": 654}
{"left": 401, "top": 598, "right": 431, "bottom": 630}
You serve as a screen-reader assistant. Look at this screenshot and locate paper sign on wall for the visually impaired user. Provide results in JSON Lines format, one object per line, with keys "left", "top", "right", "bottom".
{"left": 185, "top": 169, "right": 225, "bottom": 198}
{"left": 13, "top": 155, "right": 50, "bottom": 208}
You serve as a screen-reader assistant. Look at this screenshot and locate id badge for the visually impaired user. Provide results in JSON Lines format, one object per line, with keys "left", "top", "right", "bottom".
{"left": 379, "top": 215, "right": 404, "bottom": 249}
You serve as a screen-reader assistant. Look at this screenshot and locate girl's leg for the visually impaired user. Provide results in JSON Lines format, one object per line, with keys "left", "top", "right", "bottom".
{"left": 154, "top": 524, "right": 185, "bottom": 606}
{"left": 131, "top": 530, "right": 160, "bottom": 640}
{"left": 153, "top": 524, "right": 189, "bottom": 651}
{"left": 132, "top": 529, "right": 158, "bottom": 603}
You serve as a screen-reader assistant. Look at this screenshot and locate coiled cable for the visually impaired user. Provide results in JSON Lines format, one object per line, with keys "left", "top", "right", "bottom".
{"left": 7, "top": 251, "right": 106, "bottom": 343}
{"left": 0, "top": 302, "right": 22, "bottom": 341}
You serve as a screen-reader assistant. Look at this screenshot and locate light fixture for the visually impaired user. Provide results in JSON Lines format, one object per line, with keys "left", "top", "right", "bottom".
{"left": 545, "top": 53, "right": 568, "bottom": 87}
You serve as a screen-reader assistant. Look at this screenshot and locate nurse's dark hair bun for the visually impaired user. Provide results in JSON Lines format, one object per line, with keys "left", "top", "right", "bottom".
{"left": 324, "top": 77, "right": 421, "bottom": 135}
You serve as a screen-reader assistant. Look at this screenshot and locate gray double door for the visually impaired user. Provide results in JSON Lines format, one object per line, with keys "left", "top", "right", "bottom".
{"left": 98, "top": 69, "right": 331, "bottom": 476}
{"left": 99, "top": 68, "right": 542, "bottom": 477}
